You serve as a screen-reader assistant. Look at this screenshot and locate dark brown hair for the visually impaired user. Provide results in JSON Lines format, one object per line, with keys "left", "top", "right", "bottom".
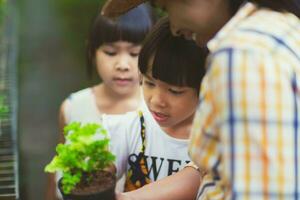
{"left": 86, "top": 4, "right": 154, "bottom": 77}
{"left": 139, "top": 17, "right": 208, "bottom": 92}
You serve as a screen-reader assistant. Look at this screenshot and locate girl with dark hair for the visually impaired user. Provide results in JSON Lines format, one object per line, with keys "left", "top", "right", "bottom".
{"left": 46, "top": 4, "right": 154, "bottom": 200}
{"left": 57, "top": 3, "right": 154, "bottom": 136}
{"left": 101, "top": 0, "right": 300, "bottom": 200}
{"left": 102, "top": 17, "right": 208, "bottom": 193}
{"left": 62, "top": 3, "right": 154, "bottom": 128}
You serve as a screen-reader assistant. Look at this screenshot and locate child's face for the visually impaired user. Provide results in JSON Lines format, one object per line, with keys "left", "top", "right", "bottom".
{"left": 154, "top": 0, "right": 231, "bottom": 46}
{"left": 142, "top": 74, "right": 199, "bottom": 129}
{"left": 96, "top": 41, "right": 142, "bottom": 95}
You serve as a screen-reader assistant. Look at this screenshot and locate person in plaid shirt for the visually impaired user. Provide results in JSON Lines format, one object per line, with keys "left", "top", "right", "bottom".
{"left": 102, "top": 0, "right": 300, "bottom": 199}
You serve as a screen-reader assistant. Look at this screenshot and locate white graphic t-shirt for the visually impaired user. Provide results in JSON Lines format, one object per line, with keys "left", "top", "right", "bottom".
{"left": 103, "top": 108, "right": 191, "bottom": 191}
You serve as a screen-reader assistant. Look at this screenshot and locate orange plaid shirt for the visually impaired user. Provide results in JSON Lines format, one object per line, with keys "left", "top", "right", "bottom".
{"left": 189, "top": 2, "right": 300, "bottom": 200}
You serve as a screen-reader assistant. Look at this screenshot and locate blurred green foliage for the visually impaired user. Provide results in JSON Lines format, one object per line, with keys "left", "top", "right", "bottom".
{"left": 0, "top": 95, "right": 8, "bottom": 118}
{"left": 0, "top": 0, "right": 7, "bottom": 26}
{"left": 53, "top": 0, "right": 106, "bottom": 63}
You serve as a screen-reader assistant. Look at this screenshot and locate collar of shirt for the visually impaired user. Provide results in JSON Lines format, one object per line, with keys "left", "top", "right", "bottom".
{"left": 207, "top": 2, "right": 257, "bottom": 52}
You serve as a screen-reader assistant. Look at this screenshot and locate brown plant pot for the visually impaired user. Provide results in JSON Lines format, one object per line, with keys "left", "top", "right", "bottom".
{"left": 58, "top": 171, "right": 116, "bottom": 200}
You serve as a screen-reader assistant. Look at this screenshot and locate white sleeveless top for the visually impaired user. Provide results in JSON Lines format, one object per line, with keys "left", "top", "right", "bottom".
{"left": 63, "top": 87, "right": 147, "bottom": 124}
{"left": 64, "top": 88, "right": 103, "bottom": 124}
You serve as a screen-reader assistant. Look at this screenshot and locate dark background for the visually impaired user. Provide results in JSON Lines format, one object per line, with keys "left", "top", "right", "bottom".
{"left": 17, "top": 0, "right": 100, "bottom": 199}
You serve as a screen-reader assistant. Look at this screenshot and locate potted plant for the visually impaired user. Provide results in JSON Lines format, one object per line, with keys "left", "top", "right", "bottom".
{"left": 45, "top": 122, "right": 116, "bottom": 200}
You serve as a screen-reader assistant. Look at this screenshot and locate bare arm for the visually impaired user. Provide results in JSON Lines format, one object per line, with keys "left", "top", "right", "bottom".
{"left": 117, "top": 167, "right": 201, "bottom": 200}
{"left": 45, "top": 101, "right": 67, "bottom": 200}
{"left": 58, "top": 101, "right": 67, "bottom": 143}
{"left": 45, "top": 173, "right": 60, "bottom": 200}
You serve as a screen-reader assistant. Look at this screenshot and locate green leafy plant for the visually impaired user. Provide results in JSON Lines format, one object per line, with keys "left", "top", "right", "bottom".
{"left": 45, "top": 122, "right": 115, "bottom": 194}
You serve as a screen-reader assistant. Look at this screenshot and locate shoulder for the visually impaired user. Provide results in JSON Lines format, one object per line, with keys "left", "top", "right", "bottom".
{"left": 62, "top": 87, "right": 101, "bottom": 123}
{"left": 68, "top": 88, "right": 93, "bottom": 102}
{"left": 102, "top": 110, "right": 141, "bottom": 135}
{"left": 64, "top": 87, "right": 95, "bottom": 111}
{"left": 214, "top": 9, "right": 299, "bottom": 55}
{"left": 103, "top": 109, "right": 157, "bottom": 137}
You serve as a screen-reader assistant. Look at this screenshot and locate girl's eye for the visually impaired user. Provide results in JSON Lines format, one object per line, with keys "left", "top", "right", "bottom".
{"left": 169, "top": 89, "right": 184, "bottom": 95}
{"left": 144, "top": 80, "right": 155, "bottom": 87}
{"left": 130, "top": 52, "right": 139, "bottom": 57}
{"left": 103, "top": 50, "right": 117, "bottom": 56}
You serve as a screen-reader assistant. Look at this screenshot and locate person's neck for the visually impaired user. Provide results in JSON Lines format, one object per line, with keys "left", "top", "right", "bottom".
{"left": 93, "top": 83, "right": 141, "bottom": 114}
{"left": 201, "top": 2, "right": 232, "bottom": 46}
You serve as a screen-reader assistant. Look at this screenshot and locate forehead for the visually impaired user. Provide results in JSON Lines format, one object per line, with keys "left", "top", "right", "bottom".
{"left": 102, "top": 41, "right": 140, "bottom": 48}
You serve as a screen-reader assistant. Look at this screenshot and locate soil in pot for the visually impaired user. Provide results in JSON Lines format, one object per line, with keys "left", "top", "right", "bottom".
{"left": 59, "top": 170, "right": 116, "bottom": 200}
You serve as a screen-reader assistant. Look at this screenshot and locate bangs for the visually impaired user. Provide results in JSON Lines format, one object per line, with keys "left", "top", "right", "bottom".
{"left": 151, "top": 37, "right": 207, "bottom": 89}
{"left": 139, "top": 17, "right": 208, "bottom": 91}
{"left": 93, "top": 4, "right": 153, "bottom": 45}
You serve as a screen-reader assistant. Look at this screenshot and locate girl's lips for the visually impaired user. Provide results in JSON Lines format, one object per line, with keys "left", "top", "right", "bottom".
{"left": 151, "top": 111, "right": 169, "bottom": 123}
{"left": 113, "top": 78, "right": 132, "bottom": 86}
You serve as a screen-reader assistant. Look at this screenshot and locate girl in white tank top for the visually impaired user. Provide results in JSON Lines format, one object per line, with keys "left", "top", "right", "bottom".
{"left": 45, "top": 4, "right": 154, "bottom": 200}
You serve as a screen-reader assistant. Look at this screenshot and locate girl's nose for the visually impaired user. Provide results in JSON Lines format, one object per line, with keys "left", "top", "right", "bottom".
{"left": 115, "top": 55, "right": 130, "bottom": 71}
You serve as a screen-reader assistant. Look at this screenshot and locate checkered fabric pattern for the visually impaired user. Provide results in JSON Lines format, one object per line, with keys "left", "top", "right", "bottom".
{"left": 189, "top": 2, "right": 300, "bottom": 199}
